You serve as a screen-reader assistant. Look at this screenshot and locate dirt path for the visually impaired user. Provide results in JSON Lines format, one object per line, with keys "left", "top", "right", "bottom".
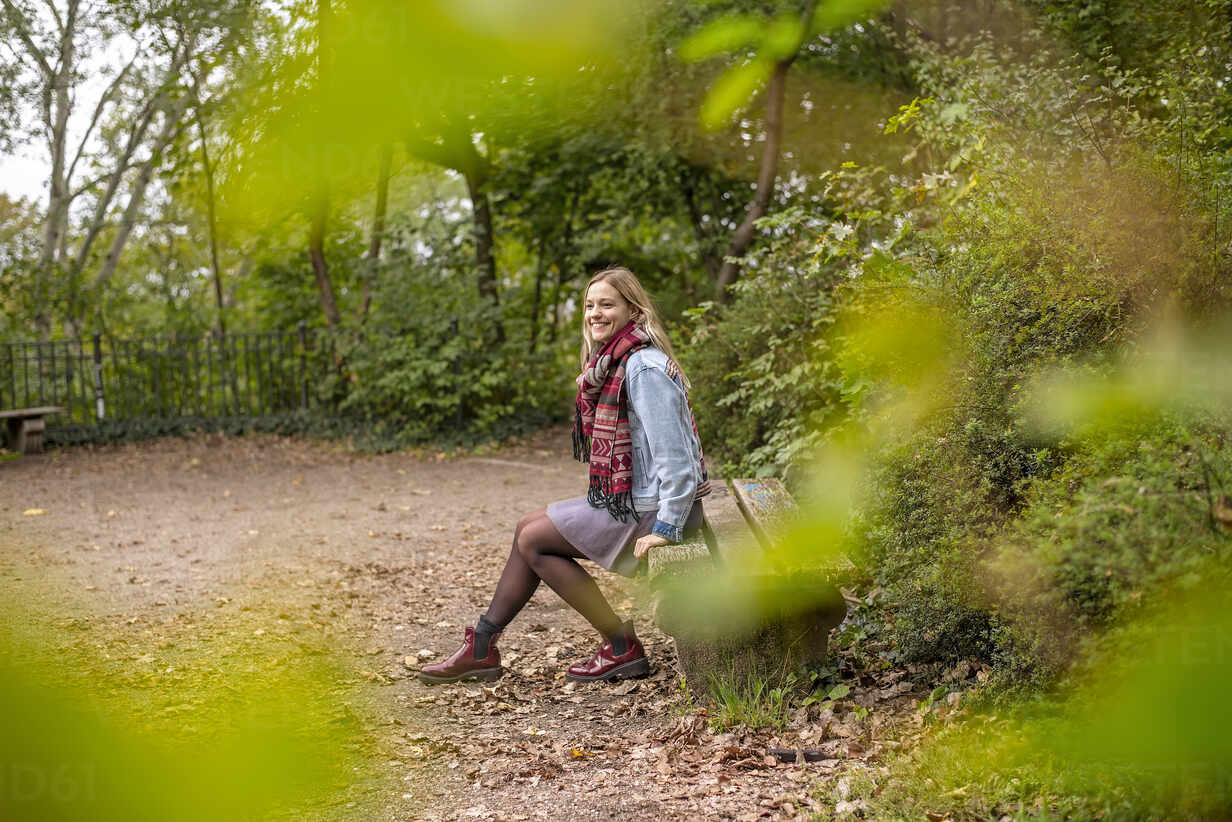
{"left": 1, "top": 430, "right": 930, "bottom": 820}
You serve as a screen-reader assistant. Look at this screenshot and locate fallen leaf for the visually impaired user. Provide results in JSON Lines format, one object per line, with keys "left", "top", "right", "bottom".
{"left": 22, "top": 508, "right": 46, "bottom": 516}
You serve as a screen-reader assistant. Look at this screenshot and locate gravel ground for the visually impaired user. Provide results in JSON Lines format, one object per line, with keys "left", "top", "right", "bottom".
{"left": 1, "top": 429, "right": 934, "bottom": 821}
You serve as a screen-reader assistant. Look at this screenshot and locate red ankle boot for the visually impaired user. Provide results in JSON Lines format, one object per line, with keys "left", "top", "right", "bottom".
{"left": 418, "top": 627, "right": 503, "bottom": 685}
{"left": 566, "top": 624, "right": 649, "bottom": 683}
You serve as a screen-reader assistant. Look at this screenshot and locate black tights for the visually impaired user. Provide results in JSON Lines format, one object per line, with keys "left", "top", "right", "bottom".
{"left": 483, "top": 508, "right": 623, "bottom": 639}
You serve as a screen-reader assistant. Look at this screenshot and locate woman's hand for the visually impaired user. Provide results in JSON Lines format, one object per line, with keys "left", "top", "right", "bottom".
{"left": 633, "top": 533, "right": 670, "bottom": 561}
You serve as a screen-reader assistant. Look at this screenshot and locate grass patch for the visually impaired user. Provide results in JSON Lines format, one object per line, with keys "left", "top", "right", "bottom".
{"left": 706, "top": 673, "right": 797, "bottom": 732}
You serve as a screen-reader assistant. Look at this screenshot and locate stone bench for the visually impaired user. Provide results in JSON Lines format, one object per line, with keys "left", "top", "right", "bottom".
{"left": 648, "top": 478, "right": 853, "bottom": 695}
{"left": 0, "top": 406, "right": 65, "bottom": 455}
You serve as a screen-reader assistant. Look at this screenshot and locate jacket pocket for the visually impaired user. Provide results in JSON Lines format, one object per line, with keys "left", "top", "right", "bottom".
{"left": 632, "top": 441, "right": 652, "bottom": 489}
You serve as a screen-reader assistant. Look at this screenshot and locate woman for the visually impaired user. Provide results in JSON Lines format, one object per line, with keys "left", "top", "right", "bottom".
{"left": 418, "top": 267, "right": 710, "bottom": 685}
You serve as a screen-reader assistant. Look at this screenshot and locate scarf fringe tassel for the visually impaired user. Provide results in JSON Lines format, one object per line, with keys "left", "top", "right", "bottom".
{"left": 572, "top": 407, "right": 591, "bottom": 463}
{"left": 586, "top": 482, "right": 639, "bottom": 523}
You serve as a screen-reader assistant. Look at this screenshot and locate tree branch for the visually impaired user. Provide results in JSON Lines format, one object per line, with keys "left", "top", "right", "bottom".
{"left": 68, "top": 170, "right": 108, "bottom": 199}
{"left": 93, "top": 86, "right": 195, "bottom": 289}
{"left": 72, "top": 36, "right": 193, "bottom": 273}
{"left": 64, "top": 47, "right": 141, "bottom": 186}
{"left": 405, "top": 135, "right": 461, "bottom": 171}
{"left": 712, "top": 0, "right": 818, "bottom": 301}
{"left": 0, "top": 0, "right": 53, "bottom": 77}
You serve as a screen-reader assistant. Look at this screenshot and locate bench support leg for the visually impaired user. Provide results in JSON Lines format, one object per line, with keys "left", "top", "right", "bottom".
{"left": 6, "top": 417, "right": 45, "bottom": 454}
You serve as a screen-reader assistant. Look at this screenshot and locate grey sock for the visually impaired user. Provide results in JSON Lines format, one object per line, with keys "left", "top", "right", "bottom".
{"left": 608, "top": 621, "right": 633, "bottom": 656}
{"left": 474, "top": 615, "right": 502, "bottom": 659}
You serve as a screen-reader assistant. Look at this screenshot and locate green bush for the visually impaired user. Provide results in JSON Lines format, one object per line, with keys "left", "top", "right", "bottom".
{"left": 855, "top": 161, "right": 1227, "bottom": 674}
{"left": 985, "top": 412, "right": 1232, "bottom": 681}
{"left": 334, "top": 325, "right": 572, "bottom": 448}
{"left": 679, "top": 177, "right": 900, "bottom": 480}
{"left": 327, "top": 260, "right": 575, "bottom": 448}
{"left": 833, "top": 15, "right": 1232, "bottom": 680}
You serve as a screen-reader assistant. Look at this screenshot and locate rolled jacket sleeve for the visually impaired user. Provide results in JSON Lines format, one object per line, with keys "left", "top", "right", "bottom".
{"left": 626, "top": 362, "right": 699, "bottom": 541}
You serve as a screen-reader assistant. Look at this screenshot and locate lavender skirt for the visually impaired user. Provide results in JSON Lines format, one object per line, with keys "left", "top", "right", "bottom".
{"left": 546, "top": 497, "right": 705, "bottom": 578}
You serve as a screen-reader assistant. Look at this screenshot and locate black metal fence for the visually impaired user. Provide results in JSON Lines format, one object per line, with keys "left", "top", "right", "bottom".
{"left": 0, "top": 325, "right": 331, "bottom": 430}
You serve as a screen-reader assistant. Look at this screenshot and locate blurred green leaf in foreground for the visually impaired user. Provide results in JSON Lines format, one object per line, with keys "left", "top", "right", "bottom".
{"left": 0, "top": 623, "right": 353, "bottom": 821}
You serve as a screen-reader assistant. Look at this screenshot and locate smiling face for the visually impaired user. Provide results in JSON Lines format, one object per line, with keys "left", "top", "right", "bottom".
{"left": 584, "top": 279, "right": 635, "bottom": 345}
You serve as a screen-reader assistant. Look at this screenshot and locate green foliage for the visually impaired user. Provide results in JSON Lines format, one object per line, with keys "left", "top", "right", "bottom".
{"left": 838, "top": 17, "right": 1232, "bottom": 681}
{"left": 675, "top": 6, "right": 1231, "bottom": 703}
{"left": 328, "top": 252, "right": 574, "bottom": 448}
{"left": 679, "top": 0, "right": 892, "bottom": 129}
{"left": 334, "top": 329, "right": 571, "bottom": 449}
{"left": 831, "top": 580, "right": 1232, "bottom": 820}
{"left": 680, "top": 188, "right": 890, "bottom": 478}
{"left": 986, "top": 413, "right": 1232, "bottom": 683}
{"left": 44, "top": 412, "right": 333, "bottom": 449}
{"left": 0, "top": 604, "right": 357, "bottom": 821}
{"left": 0, "top": 195, "right": 47, "bottom": 339}
{"left": 707, "top": 672, "right": 797, "bottom": 732}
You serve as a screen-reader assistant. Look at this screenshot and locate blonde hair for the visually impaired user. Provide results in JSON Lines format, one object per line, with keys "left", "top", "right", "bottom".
{"left": 580, "top": 267, "right": 690, "bottom": 388}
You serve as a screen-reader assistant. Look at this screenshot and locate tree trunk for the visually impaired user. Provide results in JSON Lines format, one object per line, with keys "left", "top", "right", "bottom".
{"left": 307, "top": 0, "right": 341, "bottom": 330}
{"left": 31, "top": 0, "right": 78, "bottom": 336}
{"left": 357, "top": 142, "right": 392, "bottom": 325}
{"left": 37, "top": 0, "right": 78, "bottom": 277}
{"left": 680, "top": 169, "right": 723, "bottom": 284}
{"left": 529, "top": 234, "right": 545, "bottom": 353}
{"left": 462, "top": 168, "right": 498, "bottom": 300}
{"left": 548, "top": 186, "right": 581, "bottom": 343}
{"left": 714, "top": 59, "right": 793, "bottom": 303}
{"left": 308, "top": 188, "right": 341, "bottom": 328}
{"left": 461, "top": 162, "right": 504, "bottom": 342}
{"left": 306, "top": 0, "right": 339, "bottom": 330}
{"left": 195, "top": 104, "right": 227, "bottom": 337}
{"left": 406, "top": 127, "right": 504, "bottom": 338}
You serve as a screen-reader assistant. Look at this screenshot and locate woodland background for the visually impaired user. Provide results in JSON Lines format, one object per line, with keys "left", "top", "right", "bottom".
{"left": 3, "top": 0, "right": 1232, "bottom": 817}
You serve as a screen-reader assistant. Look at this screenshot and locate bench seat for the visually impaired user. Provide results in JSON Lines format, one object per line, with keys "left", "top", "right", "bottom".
{"left": 0, "top": 406, "right": 65, "bottom": 455}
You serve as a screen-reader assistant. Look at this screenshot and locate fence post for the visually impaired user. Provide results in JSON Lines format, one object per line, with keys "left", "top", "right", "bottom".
{"left": 298, "top": 322, "right": 308, "bottom": 410}
{"left": 92, "top": 333, "right": 105, "bottom": 422}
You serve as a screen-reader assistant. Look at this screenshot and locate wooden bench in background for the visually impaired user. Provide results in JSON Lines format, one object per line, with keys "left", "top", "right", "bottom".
{"left": 648, "top": 478, "right": 854, "bottom": 694}
{"left": 0, "top": 406, "right": 65, "bottom": 455}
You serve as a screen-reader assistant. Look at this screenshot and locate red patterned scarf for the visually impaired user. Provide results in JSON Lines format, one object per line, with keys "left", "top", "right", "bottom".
{"left": 573, "top": 322, "right": 710, "bottom": 521}
{"left": 573, "top": 322, "right": 650, "bottom": 520}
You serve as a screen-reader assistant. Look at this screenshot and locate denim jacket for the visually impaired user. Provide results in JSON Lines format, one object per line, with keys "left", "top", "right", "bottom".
{"left": 625, "top": 347, "right": 706, "bottom": 542}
